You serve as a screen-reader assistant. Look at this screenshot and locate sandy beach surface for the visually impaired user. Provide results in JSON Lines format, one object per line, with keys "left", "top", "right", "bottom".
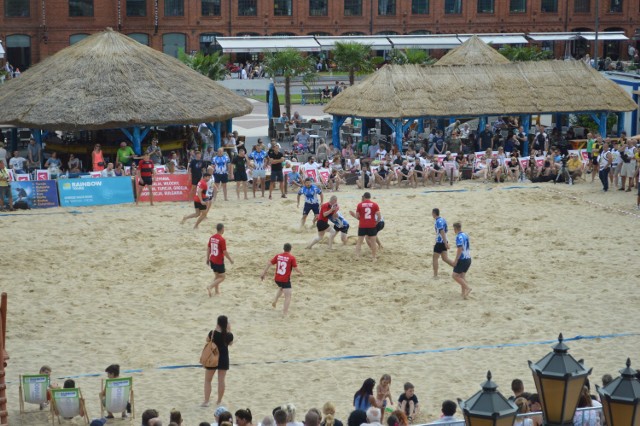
{"left": 3, "top": 178, "right": 639, "bottom": 426}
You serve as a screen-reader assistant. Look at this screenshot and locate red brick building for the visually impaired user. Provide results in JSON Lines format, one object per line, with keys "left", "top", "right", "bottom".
{"left": 1, "top": 0, "right": 638, "bottom": 70}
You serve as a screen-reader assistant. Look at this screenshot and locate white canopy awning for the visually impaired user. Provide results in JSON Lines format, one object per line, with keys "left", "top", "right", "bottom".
{"left": 388, "top": 35, "right": 461, "bottom": 49}
{"left": 458, "top": 33, "right": 528, "bottom": 44}
{"left": 528, "top": 32, "right": 580, "bottom": 41}
{"left": 216, "top": 36, "right": 321, "bottom": 53}
{"left": 316, "top": 36, "right": 393, "bottom": 50}
{"left": 580, "top": 31, "right": 629, "bottom": 41}
{"left": 0, "top": 41, "right": 5, "bottom": 58}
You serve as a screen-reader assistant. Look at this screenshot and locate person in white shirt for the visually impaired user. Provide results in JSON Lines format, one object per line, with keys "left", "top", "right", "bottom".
{"left": 9, "top": 151, "right": 27, "bottom": 174}
{"left": 375, "top": 145, "right": 387, "bottom": 161}
{"left": 101, "top": 162, "right": 116, "bottom": 177}
{"left": 301, "top": 155, "right": 320, "bottom": 175}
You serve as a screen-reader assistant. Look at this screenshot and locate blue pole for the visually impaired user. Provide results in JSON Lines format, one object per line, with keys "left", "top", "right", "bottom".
{"left": 30, "top": 129, "right": 43, "bottom": 146}
{"left": 395, "top": 120, "right": 403, "bottom": 153}
{"left": 478, "top": 116, "right": 486, "bottom": 133}
{"left": 215, "top": 122, "right": 222, "bottom": 149}
{"left": 417, "top": 118, "right": 424, "bottom": 135}
{"left": 599, "top": 112, "right": 607, "bottom": 137}
{"left": 617, "top": 112, "right": 625, "bottom": 136}
{"left": 226, "top": 119, "right": 233, "bottom": 135}
{"left": 521, "top": 115, "right": 531, "bottom": 156}
{"left": 268, "top": 83, "right": 275, "bottom": 122}
{"left": 10, "top": 128, "right": 18, "bottom": 153}
{"left": 361, "top": 119, "right": 367, "bottom": 141}
{"left": 554, "top": 113, "right": 562, "bottom": 131}
{"left": 332, "top": 115, "right": 346, "bottom": 149}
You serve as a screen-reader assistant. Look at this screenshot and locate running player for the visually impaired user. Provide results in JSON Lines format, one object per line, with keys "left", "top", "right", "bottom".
{"left": 328, "top": 210, "right": 350, "bottom": 249}
{"left": 432, "top": 208, "right": 453, "bottom": 279}
{"left": 452, "top": 222, "right": 472, "bottom": 299}
{"left": 248, "top": 142, "right": 268, "bottom": 197}
{"left": 260, "top": 243, "right": 303, "bottom": 316}
{"left": 182, "top": 173, "right": 212, "bottom": 228}
{"left": 297, "top": 178, "right": 324, "bottom": 228}
{"left": 135, "top": 152, "right": 155, "bottom": 206}
{"left": 307, "top": 195, "right": 338, "bottom": 249}
{"left": 206, "top": 223, "right": 234, "bottom": 297}
{"left": 349, "top": 192, "right": 381, "bottom": 260}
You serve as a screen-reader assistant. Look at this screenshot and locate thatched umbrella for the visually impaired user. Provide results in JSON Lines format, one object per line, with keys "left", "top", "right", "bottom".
{"left": 0, "top": 28, "right": 252, "bottom": 146}
{"left": 435, "top": 35, "right": 511, "bottom": 66}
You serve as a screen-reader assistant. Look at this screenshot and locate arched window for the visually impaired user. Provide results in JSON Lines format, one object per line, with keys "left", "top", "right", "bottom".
{"left": 6, "top": 34, "right": 31, "bottom": 70}
{"left": 127, "top": 33, "right": 150, "bottom": 45}
{"left": 163, "top": 33, "right": 187, "bottom": 57}
{"left": 376, "top": 31, "right": 398, "bottom": 35}
{"left": 70, "top": 33, "right": 90, "bottom": 45}
{"left": 342, "top": 31, "right": 365, "bottom": 36}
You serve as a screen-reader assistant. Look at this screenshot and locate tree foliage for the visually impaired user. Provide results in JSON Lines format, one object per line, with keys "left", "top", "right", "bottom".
{"left": 178, "top": 49, "right": 229, "bottom": 80}
{"left": 388, "top": 49, "right": 436, "bottom": 65}
{"left": 498, "top": 46, "right": 553, "bottom": 62}
{"left": 332, "top": 42, "right": 376, "bottom": 85}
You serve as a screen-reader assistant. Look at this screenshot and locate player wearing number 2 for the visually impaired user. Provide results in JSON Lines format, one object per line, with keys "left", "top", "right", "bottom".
{"left": 260, "top": 243, "right": 303, "bottom": 316}
{"left": 206, "top": 223, "right": 234, "bottom": 297}
{"left": 349, "top": 192, "right": 381, "bottom": 261}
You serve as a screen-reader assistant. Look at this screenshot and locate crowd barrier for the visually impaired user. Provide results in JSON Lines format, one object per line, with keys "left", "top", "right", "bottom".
{"left": 420, "top": 406, "right": 603, "bottom": 426}
{"left": 58, "top": 177, "right": 135, "bottom": 207}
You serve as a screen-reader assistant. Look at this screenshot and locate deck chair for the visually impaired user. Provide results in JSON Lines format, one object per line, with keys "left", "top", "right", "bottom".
{"left": 100, "top": 377, "right": 134, "bottom": 420}
{"left": 19, "top": 374, "right": 50, "bottom": 414}
{"left": 51, "top": 387, "right": 89, "bottom": 425}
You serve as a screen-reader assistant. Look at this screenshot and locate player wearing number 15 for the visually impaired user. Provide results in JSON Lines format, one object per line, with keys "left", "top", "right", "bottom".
{"left": 350, "top": 192, "right": 381, "bottom": 261}
{"left": 260, "top": 243, "right": 303, "bottom": 316}
{"left": 206, "top": 223, "right": 234, "bottom": 297}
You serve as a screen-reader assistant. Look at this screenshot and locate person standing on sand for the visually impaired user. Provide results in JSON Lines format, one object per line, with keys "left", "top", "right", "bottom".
{"left": 136, "top": 152, "right": 155, "bottom": 206}
{"left": 206, "top": 223, "right": 234, "bottom": 297}
{"left": 349, "top": 192, "right": 381, "bottom": 261}
{"left": 451, "top": 222, "right": 472, "bottom": 299}
{"left": 182, "top": 173, "right": 212, "bottom": 229}
{"left": 261, "top": 243, "right": 303, "bottom": 316}
{"left": 202, "top": 315, "right": 233, "bottom": 407}
{"left": 432, "top": 208, "right": 453, "bottom": 278}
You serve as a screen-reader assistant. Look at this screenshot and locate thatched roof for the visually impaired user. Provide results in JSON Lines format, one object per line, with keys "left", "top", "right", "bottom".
{"left": 324, "top": 61, "right": 636, "bottom": 119}
{"left": 435, "top": 35, "right": 511, "bottom": 66}
{"left": 0, "top": 28, "right": 252, "bottom": 131}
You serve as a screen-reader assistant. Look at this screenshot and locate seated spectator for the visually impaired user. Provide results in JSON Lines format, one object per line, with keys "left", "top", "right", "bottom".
{"left": 294, "top": 128, "right": 311, "bottom": 153}
{"left": 514, "top": 397, "right": 533, "bottom": 426}
{"left": 368, "top": 140, "right": 380, "bottom": 159}
{"left": 100, "top": 364, "right": 128, "bottom": 419}
{"left": 348, "top": 410, "right": 368, "bottom": 426}
{"left": 68, "top": 154, "right": 81, "bottom": 173}
{"left": 329, "top": 157, "right": 345, "bottom": 191}
{"left": 236, "top": 409, "right": 253, "bottom": 426}
{"left": 291, "top": 111, "right": 303, "bottom": 125}
{"left": 274, "top": 409, "right": 288, "bottom": 426}
{"left": 55, "top": 379, "right": 85, "bottom": 419}
{"left": 321, "top": 402, "right": 344, "bottom": 426}
{"left": 279, "top": 112, "right": 290, "bottom": 124}
{"left": 305, "top": 409, "right": 321, "bottom": 426}
{"left": 507, "top": 152, "right": 521, "bottom": 181}
{"left": 567, "top": 153, "right": 583, "bottom": 181}
{"left": 282, "top": 403, "right": 303, "bottom": 426}
{"left": 262, "top": 415, "right": 275, "bottom": 426}
{"left": 203, "top": 146, "right": 215, "bottom": 164}
{"left": 527, "top": 394, "right": 543, "bottom": 426}
{"left": 346, "top": 154, "right": 360, "bottom": 173}
{"left": 434, "top": 400, "right": 460, "bottom": 423}
{"left": 390, "top": 410, "right": 408, "bottom": 426}
{"left": 321, "top": 86, "right": 332, "bottom": 103}
{"left": 397, "top": 160, "right": 416, "bottom": 188}
{"left": 354, "top": 378, "right": 378, "bottom": 412}
{"left": 413, "top": 158, "right": 427, "bottom": 186}
{"left": 398, "top": 382, "right": 420, "bottom": 422}
{"left": 141, "top": 408, "right": 160, "bottom": 426}
{"left": 146, "top": 138, "right": 163, "bottom": 165}
{"left": 169, "top": 410, "right": 183, "bottom": 426}
{"left": 9, "top": 150, "right": 27, "bottom": 174}
{"left": 45, "top": 151, "right": 62, "bottom": 178}
{"left": 573, "top": 386, "right": 599, "bottom": 426}
{"left": 356, "top": 163, "right": 373, "bottom": 189}
{"left": 101, "top": 163, "right": 116, "bottom": 177}
{"left": 365, "top": 407, "right": 382, "bottom": 426}
{"left": 213, "top": 406, "right": 231, "bottom": 426}
{"left": 373, "top": 162, "right": 393, "bottom": 189}
{"left": 601, "top": 374, "right": 613, "bottom": 387}
{"left": 510, "top": 379, "right": 525, "bottom": 401}
{"left": 287, "top": 164, "right": 303, "bottom": 189}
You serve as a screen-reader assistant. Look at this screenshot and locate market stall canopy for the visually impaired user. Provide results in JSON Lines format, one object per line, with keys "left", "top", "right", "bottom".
{"left": 387, "top": 35, "right": 461, "bottom": 49}
{"left": 435, "top": 35, "right": 511, "bottom": 66}
{"left": 323, "top": 61, "right": 636, "bottom": 119}
{"left": 457, "top": 33, "right": 528, "bottom": 45}
{"left": 216, "top": 36, "right": 321, "bottom": 53}
{"left": 315, "top": 36, "right": 393, "bottom": 50}
{"left": 0, "top": 28, "right": 252, "bottom": 131}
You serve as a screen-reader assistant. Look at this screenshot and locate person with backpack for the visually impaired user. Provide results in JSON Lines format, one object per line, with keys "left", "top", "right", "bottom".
{"left": 202, "top": 315, "right": 233, "bottom": 407}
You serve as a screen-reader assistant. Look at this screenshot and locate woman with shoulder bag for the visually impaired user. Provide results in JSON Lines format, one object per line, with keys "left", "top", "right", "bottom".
{"left": 202, "top": 315, "right": 233, "bottom": 407}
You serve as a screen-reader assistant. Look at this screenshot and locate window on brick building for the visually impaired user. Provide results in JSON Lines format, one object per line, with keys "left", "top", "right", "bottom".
{"left": 541, "top": 0, "right": 557, "bottom": 11}
{"left": 238, "top": 0, "right": 257, "bottom": 15}
{"left": 344, "top": 0, "right": 362, "bottom": 15}
{"left": 6, "top": 34, "right": 31, "bottom": 71}
{"left": 310, "top": 0, "right": 328, "bottom": 15}
{"left": 70, "top": 34, "right": 89, "bottom": 44}
{"left": 69, "top": 0, "right": 94, "bottom": 17}
{"left": 128, "top": 33, "right": 150, "bottom": 45}
{"left": 5, "top": 0, "right": 29, "bottom": 17}
{"left": 574, "top": 0, "right": 590, "bottom": 11}
{"left": 163, "top": 33, "right": 186, "bottom": 57}
{"left": 378, "top": 0, "right": 396, "bottom": 15}
{"left": 445, "top": 0, "right": 462, "bottom": 13}
{"left": 412, "top": 0, "right": 429, "bottom": 13}
{"left": 477, "top": 0, "right": 494, "bottom": 13}
{"left": 165, "top": 0, "right": 184, "bottom": 16}
{"left": 609, "top": 0, "right": 622, "bottom": 11}
{"left": 202, "top": 0, "right": 221, "bottom": 15}
{"left": 127, "top": 0, "right": 146, "bottom": 16}
{"left": 274, "top": 0, "right": 292, "bottom": 15}
{"left": 509, "top": 0, "right": 526, "bottom": 12}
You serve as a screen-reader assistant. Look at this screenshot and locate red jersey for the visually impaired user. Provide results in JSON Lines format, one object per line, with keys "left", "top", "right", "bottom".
{"left": 356, "top": 201, "right": 379, "bottom": 228}
{"left": 208, "top": 234, "right": 227, "bottom": 265}
{"left": 270, "top": 252, "right": 297, "bottom": 283}
{"left": 318, "top": 202, "right": 338, "bottom": 223}
{"left": 194, "top": 179, "right": 208, "bottom": 202}
{"left": 138, "top": 159, "right": 154, "bottom": 177}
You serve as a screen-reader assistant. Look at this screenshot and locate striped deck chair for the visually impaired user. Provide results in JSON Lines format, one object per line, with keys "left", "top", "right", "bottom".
{"left": 51, "top": 387, "right": 89, "bottom": 425}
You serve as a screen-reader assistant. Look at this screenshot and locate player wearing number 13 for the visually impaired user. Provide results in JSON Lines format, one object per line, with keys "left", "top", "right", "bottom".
{"left": 206, "top": 223, "right": 234, "bottom": 297}
{"left": 260, "top": 243, "right": 303, "bottom": 316}
{"left": 349, "top": 192, "right": 381, "bottom": 261}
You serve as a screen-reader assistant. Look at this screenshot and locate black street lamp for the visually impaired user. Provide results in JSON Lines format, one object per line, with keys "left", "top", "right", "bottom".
{"left": 596, "top": 358, "right": 640, "bottom": 426}
{"left": 528, "top": 333, "right": 592, "bottom": 426}
{"left": 458, "top": 371, "right": 518, "bottom": 426}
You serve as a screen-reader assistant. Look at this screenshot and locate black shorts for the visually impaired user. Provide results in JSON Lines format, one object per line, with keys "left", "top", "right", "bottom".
{"left": 376, "top": 221, "right": 385, "bottom": 232}
{"left": 276, "top": 280, "right": 292, "bottom": 289}
{"left": 214, "top": 173, "right": 228, "bottom": 184}
{"left": 591, "top": 156, "right": 599, "bottom": 165}
{"left": 358, "top": 227, "right": 378, "bottom": 237}
{"left": 334, "top": 224, "right": 349, "bottom": 234}
{"left": 317, "top": 221, "right": 330, "bottom": 232}
{"left": 139, "top": 176, "right": 153, "bottom": 186}
{"left": 194, "top": 201, "right": 207, "bottom": 210}
{"left": 453, "top": 258, "right": 472, "bottom": 273}
{"left": 191, "top": 176, "right": 202, "bottom": 186}
{"left": 271, "top": 170, "right": 284, "bottom": 182}
{"left": 210, "top": 263, "right": 225, "bottom": 274}
{"left": 235, "top": 171, "right": 247, "bottom": 182}
{"left": 303, "top": 203, "right": 319, "bottom": 216}
{"left": 433, "top": 242, "right": 447, "bottom": 253}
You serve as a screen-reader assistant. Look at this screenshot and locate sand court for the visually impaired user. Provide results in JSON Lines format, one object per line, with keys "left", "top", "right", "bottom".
{"left": 2, "top": 181, "right": 639, "bottom": 425}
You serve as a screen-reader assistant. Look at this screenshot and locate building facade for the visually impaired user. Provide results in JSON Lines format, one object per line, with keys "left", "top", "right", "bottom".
{"left": 1, "top": 0, "right": 638, "bottom": 70}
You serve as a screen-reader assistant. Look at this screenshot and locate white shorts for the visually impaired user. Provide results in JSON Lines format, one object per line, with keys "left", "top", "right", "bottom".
{"left": 253, "top": 170, "right": 266, "bottom": 178}
{"left": 620, "top": 162, "right": 636, "bottom": 177}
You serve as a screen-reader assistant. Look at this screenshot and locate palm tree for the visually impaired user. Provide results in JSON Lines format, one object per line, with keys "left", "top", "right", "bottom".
{"left": 498, "top": 46, "right": 553, "bottom": 62}
{"left": 178, "top": 49, "right": 229, "bottom": 80}
{"left": 332, "top": 42, "right": 375, "bottom": 86}
{"left": 262, "top": 48, "right": 316, "bottom": 117}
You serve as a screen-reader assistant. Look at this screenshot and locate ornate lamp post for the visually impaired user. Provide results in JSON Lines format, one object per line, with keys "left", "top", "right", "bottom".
{"left": 528, "top": 333, "right": 592, "bottom": 426}
{"left": 596, "top": 358, "right": 640, "bottom": 426}
{"left": 458, "top": 371, "right": 518, "bottom": 426}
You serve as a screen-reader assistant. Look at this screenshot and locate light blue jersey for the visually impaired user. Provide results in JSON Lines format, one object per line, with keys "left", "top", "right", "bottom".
{"left": 330, "top": 212, "right": 349, "bottom": 231}
{"left": 298, "top": 184, "right": 322, "bottom": 204}
{"left": 213, "top": 154, "right": 230, "bottom": 174}
{"left": 456, "top": 232, "right": 471, "bottom": 260}
{"left": 249, "top": 151, "right": 268, "bottom": 171}
{"left": 434, "top": 217, "right": 448, "bottom": 243}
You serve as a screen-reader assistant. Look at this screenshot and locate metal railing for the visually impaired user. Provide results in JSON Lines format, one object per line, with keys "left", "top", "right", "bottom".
{"left": 419, "top": 406, "right": 603, "bottom": 426}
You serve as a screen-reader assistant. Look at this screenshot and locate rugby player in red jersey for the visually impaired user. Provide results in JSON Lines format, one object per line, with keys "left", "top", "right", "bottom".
{"left": 260, "top": 243, "right": 303, "bottom": 315}
{"left": 136, "top": 152, "right": 155, "bottom": 206}
{"left": 206, "top": 223, "right": 234, "bottom": 297}
{"left": 182, "top": 173, "right": 212, "bottom": 229}
{"left": 306, "top": 195, "right": 338, "bottom": 249}
{"left": 349, "top": 192, "right": 381, "bottom": 261}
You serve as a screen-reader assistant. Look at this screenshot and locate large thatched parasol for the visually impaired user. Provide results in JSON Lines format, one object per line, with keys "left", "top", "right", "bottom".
{"left": 324, "top": 61, "right": 636, "bottom": 119}
{"left": 435, "top": 35, "right": 511, "bottom": 66}
{"left": 0, "top": 28, "right": 252, "bottom": 131}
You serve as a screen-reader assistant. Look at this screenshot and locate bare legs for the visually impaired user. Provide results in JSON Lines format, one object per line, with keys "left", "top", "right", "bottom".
{"left": 453, "top": 271, "right": 472, "bottom": 299}
{"left": 272, "top": 287, "right": 292, "bottom": 315}
{"left": 433, "top": 251, "right": 453, "bottom": 278}
{"left": 206, "top": 272, "right": 225, "bottom": 297}
{"left": 203, "top": 368, "right": 227, "bottom": 407}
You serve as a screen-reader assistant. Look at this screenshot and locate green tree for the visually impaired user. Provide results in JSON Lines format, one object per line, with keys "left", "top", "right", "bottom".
{"left": 388, "top": 49, "right": 436, "bottom": 65}
{"left": 262, "top": 48, "right": 316, "bottom": 117}
{"left": 332, "top": 42, "right": 376, "bottom": 86}
{"left": 498, "top": 46, "right": 553, "bottom": 62}
{"left": 178, "top": 49, "right": 229, "bottom": 80}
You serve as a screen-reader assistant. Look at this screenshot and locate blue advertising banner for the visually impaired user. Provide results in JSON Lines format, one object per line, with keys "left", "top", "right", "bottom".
{"left": 2, "top": 180, "right": 59, "bottom": 209}
{"left": 57, "top": 177, "right": 134, "bottom": 207}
